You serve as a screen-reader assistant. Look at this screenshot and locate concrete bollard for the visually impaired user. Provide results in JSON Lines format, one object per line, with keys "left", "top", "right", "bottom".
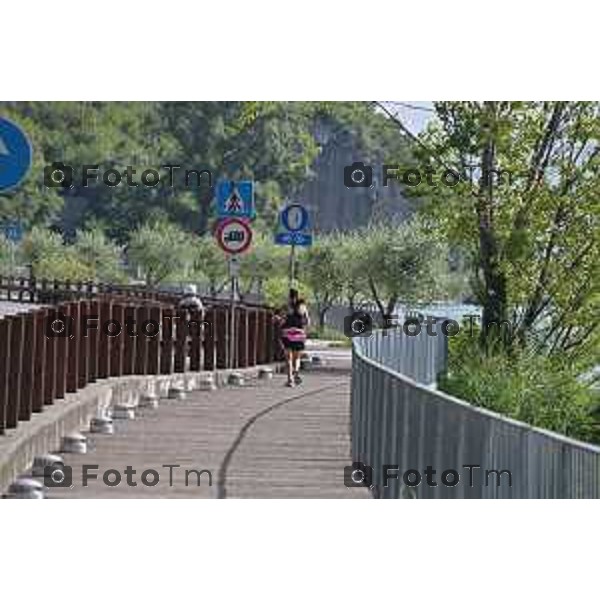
{"left": 61, "top": 432, "right": 88, "bottom": 454}
{"left": 112, "top": 404, "right": 135, "bottom": 420}
{"left": 258, "top": 367, "right": 274, "bottom": 380}
{"left": 227, "top": 372, "right": 244, "bottom": 387}
{"left": 90, "top": 416, "right": 114, "bottom": 434}
{"left": 300, "top": 357, "right": 312, "bottom": 371}
{"left": 157, "top": 379, "right": 171, "bottom": 399}
{"left": 139, "top": 393, "right": 159, "bottom": 409}
{"left": 197, "top": 374, "right": 216, "bottom": 391}
{"left": 31, "top": 454, "right": 64, "bottom": 478}
{"left": 184, "top": 374, "right": 199, "bottom": 392}
{"left": 168, "top": 386, "right": 186, "bottom": 400}
{"left": 5, "top": 478, "right": 46, "bottom": 499}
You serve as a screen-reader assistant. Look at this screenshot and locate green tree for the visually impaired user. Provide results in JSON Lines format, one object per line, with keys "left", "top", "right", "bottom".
{"left": 301, "top": 236, "right": 346, "bottom": 330}
{"left": 189, "top": 235, "right": 228, "bottom": 296}
{"left": 415, "top": 101, "right": 600, "bottom": 364}
{"left": 359, "top": 218, "right": 452, "bottom": 325}
{"left": 238, "top": 233, "right": 288, "bottom": 295}
{"left": 336, "top": 230, "right": 369, "bottom": 311}
{"left": 0, "top": 237, "right": 17, "bottom": 275}
{"left": 127, "top": 219, "right": 192, "bottom": 287}
{"left": 21, "top": 226, "right": 64, "bottom": 275}
{"left": 21, "top": 226, "right": 93, "bottom": 281}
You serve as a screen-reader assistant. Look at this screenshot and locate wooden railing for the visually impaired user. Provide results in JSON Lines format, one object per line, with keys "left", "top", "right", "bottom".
{"left": 0, "top": 294, "right": 282, "bottom": 435}
{"left": 0, "top": 276, "right": 268, "bottom": 307}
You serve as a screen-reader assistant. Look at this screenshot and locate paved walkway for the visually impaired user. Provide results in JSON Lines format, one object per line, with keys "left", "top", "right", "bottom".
{"left": 46, "top": 367, "right": 370, "bottom": 499}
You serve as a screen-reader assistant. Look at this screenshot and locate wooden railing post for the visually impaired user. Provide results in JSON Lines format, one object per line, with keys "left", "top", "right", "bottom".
{"left": 77, "top": 301, "right": 89, "bottom": 388}
{"left": 215, "top": 305, "right": 228, "bottom": 369}
{"left": 6, "top": 315, "right": 24, "bottom": 428}
{"left": 122, "top": 304, "right": 136, "bottom": 375}
{"left": 86, "top": 300, "right": 99, "bottom": 382}
{"left": 54, "top": 305, "right": 68, "bottom": 399}
{"left": 146, "top": 304, "right": 161, "bottom": 375}
{"left": 188, "top": 308, "right": 203, "bottom": 372}
{"left": 237, "top": 307, "right": 248, "bottom": 369}
{"left": 0, "top": 319, "right": 10, "bottom": 433}
{"left": 160, "top": 306, "right": 174, "bottom": 375}
{"left": 65, "top": 302, "right": 79, "bottom": 393}
{"left": 256, "top": 309, "right": 266, "bottom": 364}
{"left": 18, "top": 312, "right": 35, "bottom": 420}
{"left": 109, "top": 303, "right": 125, "bottom": 378}
{"left": 43, "top": 309, "right": 57, "bottom": 406}
{"left": 202, "top": 307, "right": 215, "bottom": 372}
{"left": 33, "top": 309, "right": 46, "bottom": 412}
{"left": 97, "top": 299, "right": 111, "bottom": 379}
{"left": 173, "top": 308, "right": 187, "bottom": 373}
{"left": 248, "top": 308, "right": 258, "bottom": 367}
{"left": 134, "top": 304, "right": 150, "bottom": 375}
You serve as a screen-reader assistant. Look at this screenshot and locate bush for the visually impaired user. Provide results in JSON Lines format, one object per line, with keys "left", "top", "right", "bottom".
{"left": 439, "top": 333, "right": 600, "bottom": 444}
{"left": 73, "top": 228, "right": 126, "bottom": 283}
{"left": 0, "top": 237, "right": 16, "bottom": 275}
{"left": 262, "top": 276, "right": 311, "bottom": 310}
{"left": 34, "top": 252, "right": 94, "bottom": 281}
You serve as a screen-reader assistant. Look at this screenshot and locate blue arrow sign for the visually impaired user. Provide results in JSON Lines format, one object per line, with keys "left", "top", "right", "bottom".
{"left": 216, "top": 180, "right": 255, "bottom": 218}
{"left": 280, "top": 203, "right": 309, "bottom": 232}
{"left": 0, "top": 117, "right": 32, "bottom": 191}
{"left": 275, "top": 231, "right": 313, "bottom": 247}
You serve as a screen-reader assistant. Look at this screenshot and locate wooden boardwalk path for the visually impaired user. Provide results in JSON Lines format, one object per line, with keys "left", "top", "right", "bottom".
{"left": 46, "top": 367, "right": 370, "bottom": 499}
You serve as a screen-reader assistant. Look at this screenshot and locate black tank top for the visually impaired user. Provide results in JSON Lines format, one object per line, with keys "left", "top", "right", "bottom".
{"left": 284, "top": 311, "right": 305, "bottom": 329}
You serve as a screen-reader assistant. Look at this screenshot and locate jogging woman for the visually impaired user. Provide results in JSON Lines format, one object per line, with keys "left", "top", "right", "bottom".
{"left": 281, "top": 293, "right": 310, "bottom": 387}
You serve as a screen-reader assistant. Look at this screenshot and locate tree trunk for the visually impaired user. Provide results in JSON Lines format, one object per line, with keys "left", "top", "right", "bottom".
{"left": 368, "top": 276, "right": 387, "bottom": 326}
{"left": 318, "top": 307, "right": 327, "bottom": 331}
{"left": 477, "top": 104, "right": 508, "bottom": 351}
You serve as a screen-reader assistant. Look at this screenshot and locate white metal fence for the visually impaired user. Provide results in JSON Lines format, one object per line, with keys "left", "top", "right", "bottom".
{"left": 351, "top": 328, "right": 600, "bottom": 498}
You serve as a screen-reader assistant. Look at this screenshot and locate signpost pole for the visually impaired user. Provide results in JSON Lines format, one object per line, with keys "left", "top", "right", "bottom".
{"left": 229, "top": 270, "right": 236, "bottom": 370}
{"left": 288, "top": 242, "right": 296, "bottom": 288}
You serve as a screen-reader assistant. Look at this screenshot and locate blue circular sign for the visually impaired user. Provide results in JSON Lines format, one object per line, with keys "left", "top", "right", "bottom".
{"left": 281, "top": 203, "right": 309, "bottom": 232}
{"left": 0, "top": 117, "right": 32, "bottom": 191}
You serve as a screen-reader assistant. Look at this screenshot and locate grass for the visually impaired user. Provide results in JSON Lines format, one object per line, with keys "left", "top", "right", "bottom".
{"left": 307, "top": 325, "right": 352, "bottom": 347}
{"left": 438, "top": 334, "right": 600, "bottom": 444}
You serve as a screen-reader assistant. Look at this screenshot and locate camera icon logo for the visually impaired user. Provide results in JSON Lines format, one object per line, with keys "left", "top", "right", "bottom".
{"left": 344, "top": 461, "right": 373, "bottom": 488}
{"left": 44, "top": 162, "right": 74, "bottom": 188}
{"left": 44, "top": 463, "right": 73, "bottom": 488}
{"left": 45, "top": 312, "right": 75, "bottom": 338}
{"left": 343, "top": 312, "right": 373, "bottom": 338}
{"left": 344, "top": 162, "right": 373, "bottom": 188}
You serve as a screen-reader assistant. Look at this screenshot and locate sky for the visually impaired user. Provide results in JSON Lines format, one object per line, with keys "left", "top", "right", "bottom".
{"left": 385, "top": 101, "right": 435, "bottom": 135}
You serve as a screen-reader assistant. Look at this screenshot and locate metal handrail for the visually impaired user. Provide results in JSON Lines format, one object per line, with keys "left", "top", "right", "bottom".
{"left": 351, "top": 328, "right": 600, "bottom": 498}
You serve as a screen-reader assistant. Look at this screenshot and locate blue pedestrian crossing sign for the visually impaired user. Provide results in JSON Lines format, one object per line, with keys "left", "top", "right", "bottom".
{"left": 0, "top": 117, "right": 32, "bottom": 191}
{"left": 216, "top": 180, "right": 255, "bottom": 218}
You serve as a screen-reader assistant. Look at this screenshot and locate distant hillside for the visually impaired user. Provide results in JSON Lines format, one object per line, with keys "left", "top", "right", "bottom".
{"left": 292, "top": 120, "right": 413, "bottom": 232}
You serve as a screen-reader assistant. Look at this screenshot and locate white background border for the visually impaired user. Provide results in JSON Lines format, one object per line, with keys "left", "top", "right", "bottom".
{"left": 2, "top": 1, "right": 600, "bottom": 597}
